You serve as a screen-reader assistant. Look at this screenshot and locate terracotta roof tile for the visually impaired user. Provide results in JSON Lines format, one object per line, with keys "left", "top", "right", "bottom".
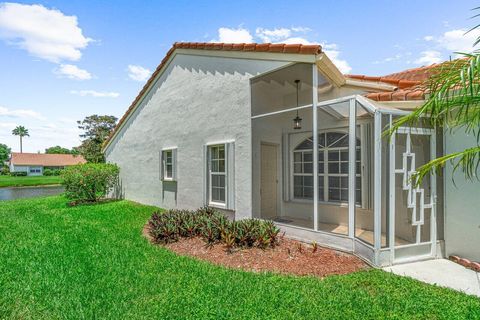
{"left": 10, "top": 153, "right": 86, "bottom": 166}
{"left": 268, "top": 43, "right": 285, "bottom": 52}
{"left": 365, "top": 87, "right": 426, "bottom": 101}
{"left": 346, "top": 63, "right": 447, "bottom": 102}
{"left": 103, "top": 42, "right": 323, "bottom": 150}
{"left": 345, "top": 74, "right": 424, "bottom": 89}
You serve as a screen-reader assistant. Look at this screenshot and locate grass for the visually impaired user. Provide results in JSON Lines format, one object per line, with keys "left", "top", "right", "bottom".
{"left": 0, "top": 175, "right": 62, "bottom": 188}
{"left": 0, "top": 196, "right": 479, "bottom": 319}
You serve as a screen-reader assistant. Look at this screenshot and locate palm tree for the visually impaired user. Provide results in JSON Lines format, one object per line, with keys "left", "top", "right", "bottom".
{"left": 12, "top": 126, "right": 30, "bottom": 153}
{"left": 386, "top": 12, "right": 480, "bottom": 186}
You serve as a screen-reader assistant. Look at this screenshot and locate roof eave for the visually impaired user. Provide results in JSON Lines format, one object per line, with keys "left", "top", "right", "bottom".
{"left": 316, "top": 53, "right": 345, "bottom": 87}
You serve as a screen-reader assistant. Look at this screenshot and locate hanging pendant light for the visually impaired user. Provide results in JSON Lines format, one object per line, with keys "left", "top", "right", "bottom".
{"left": 293, "top": 79, "right": 302, "bottom": 130}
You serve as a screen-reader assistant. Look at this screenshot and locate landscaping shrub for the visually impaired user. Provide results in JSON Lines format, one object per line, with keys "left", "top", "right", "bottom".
{"left": 45, "top": 168, "right": 63, "bottom": 176}
{"left": 148, "top": 207, "right": 280, "bottom": 251}
{"left": 10, "top": 171, "right": 27, "bottom": 176}
{"left": 62, "top": 163, "right": 119, "bottom": 204}
{"left": 0, "top": 166, "right": 10, "bottom": 175}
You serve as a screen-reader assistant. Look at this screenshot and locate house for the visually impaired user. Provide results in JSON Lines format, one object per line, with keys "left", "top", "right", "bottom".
{"left": 9, "top": 152, "right": 86, "bottom": 176}
{"left": 102, "top": 42, "right": 479, "bottom": 267}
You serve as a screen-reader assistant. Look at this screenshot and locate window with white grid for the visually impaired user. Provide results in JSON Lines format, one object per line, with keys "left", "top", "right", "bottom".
{"left": 293, "top": 131, "right": 361, "bottom": 204}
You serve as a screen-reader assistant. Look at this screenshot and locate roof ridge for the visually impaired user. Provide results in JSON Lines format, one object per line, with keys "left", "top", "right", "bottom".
{"left": 172, "top": 42, "right": 322, "bottom": 54}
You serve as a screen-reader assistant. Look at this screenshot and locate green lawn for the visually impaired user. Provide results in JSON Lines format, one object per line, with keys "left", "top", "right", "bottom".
{"left": 0, "top": 196, "right": 478, "bottom": 319}
{"left": 0, "top": 175, "right": 62, "bottom": 188}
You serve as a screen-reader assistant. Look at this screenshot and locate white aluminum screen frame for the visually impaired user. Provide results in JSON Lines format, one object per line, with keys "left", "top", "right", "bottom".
{"left": 250, "top": 70, "right": 434, "bottom": 266}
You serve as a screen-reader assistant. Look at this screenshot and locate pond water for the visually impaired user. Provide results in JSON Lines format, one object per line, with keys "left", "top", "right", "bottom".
{"left": 0, "top": 186, "right": 65, "bottom": 201}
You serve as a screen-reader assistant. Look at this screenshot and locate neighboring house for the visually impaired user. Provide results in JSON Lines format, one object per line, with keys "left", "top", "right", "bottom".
{"left": 102, "top": 42, "right": 479, "bottom": 266}
{"left": 9, "top": 152, "right": 86, "bottom": 176}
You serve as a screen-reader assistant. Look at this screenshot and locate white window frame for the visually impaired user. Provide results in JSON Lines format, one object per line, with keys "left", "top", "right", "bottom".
{"left": 205, "top": 141, "right": 235, "bottom": 210}
{"left": 292, "top": 129, "right": 362, "bottom": 205}
{"left": 208, "top": 144, "right": 227, "bottom": 207}
{"left": 161, "top": 147, "right": 177, "bottom": 181}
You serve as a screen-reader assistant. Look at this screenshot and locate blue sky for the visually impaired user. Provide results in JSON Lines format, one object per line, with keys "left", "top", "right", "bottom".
{"left": 0, "top": 0, "right": 478, "bottom": 152}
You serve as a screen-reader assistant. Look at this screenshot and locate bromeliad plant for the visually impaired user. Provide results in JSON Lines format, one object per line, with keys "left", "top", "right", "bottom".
{"left": 148, "top": 207, "right": 280, "bottom": 252}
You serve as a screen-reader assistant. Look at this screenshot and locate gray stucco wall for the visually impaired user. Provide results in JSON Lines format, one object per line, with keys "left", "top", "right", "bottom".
{"left": 105, "top": 53, "right": 288, "bottom": 219}
{"left": 11, "top": 165, "right": 43, "bottom": 176}
{"left": 444, "top": 129, "right": 480, "bottom": 261}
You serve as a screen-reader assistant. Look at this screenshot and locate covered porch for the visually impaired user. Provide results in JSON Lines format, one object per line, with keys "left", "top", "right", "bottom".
{"left": 250, "top": 62, "right": 443, "bottom": 266}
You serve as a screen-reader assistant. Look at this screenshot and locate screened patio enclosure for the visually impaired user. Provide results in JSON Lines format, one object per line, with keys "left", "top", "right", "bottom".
{"left": 251, "top": 63, "right": 442, "bottom": 266}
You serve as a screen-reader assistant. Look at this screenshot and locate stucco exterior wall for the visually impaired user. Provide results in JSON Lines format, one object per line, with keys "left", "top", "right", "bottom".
{"left": 105, "top": 53, "right": 288, "bottom": 219}
{"left": 444, "top": 129, "right": 480, "bottom": 261}
{"left": 11, "top": 165, "right": 28, "bottom": 173}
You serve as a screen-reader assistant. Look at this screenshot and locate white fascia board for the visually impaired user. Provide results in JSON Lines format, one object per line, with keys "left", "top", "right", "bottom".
{"left": 315, "top": 53, "right": 346, "bottom": 87}
{"left": 174, "top": 48, "right": 317, "bottom": 64}
{"left": 345, "top": 78, "right": 397, "bottom": 91}
{"left": 374, "top": 100, "right": 425, "bottom": 110}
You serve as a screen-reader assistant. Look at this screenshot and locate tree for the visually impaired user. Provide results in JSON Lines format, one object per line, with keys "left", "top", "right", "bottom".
{"left": 45, "top": 146, "right": 77, "bottom": 154}
{"left": 11, "top": 126, "right": 29, "bottom": 153}
{"left": 77, "top": 115, "right": 117, "bottom": 163}
{"left": 387, "top": 11, "right": 480, "bottom": 185}
{"left": 0, "top": 143, "right": 11, "bottom": 164}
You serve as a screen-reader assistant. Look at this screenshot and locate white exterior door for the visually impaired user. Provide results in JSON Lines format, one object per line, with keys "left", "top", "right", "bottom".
{"left": 391, "top": 127, "right": 437, "bottom": 263}
{"left": 261, "top": 143, "right": 278, "bottom": 219}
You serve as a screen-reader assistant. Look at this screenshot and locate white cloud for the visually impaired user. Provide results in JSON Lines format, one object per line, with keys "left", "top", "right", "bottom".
{"left": 0, "top": 106, "right": 46, "bottom": 120}
{"left": 55, "top": 64, "right": 92, "bottom": 80}
{"left": 282, "top": 37, "right": 314, "bottom": 44}
{"left": 0, "top": 120, "right": 82, "bottom": 153}
{"left": 323, "top": 47, "right": 352, "bottom": 74}
{"left": 0, "top": 3, "right": 92, "bottom": 62}
{"left": 0, "top": 122, "right": 17, "bottom": 129}
{"left": 437, "top": 28, "right": 480, "bottom": 53}
{"left": 414, "top": 50, "right": 442, "bottom": 65}
{"left": 420, "top": 29, "right": 480, "bottom": 61}
{"left": 291, "top": 26, "right": 311, "bottom": 33}
{"left": 127, "top": 65, "right": 151, "bottom": 82}
{"left": 70, "top": 90, "right": 119, "bottom": 98}
{"left": 212, "top": 27, "right": 253, "bottom": 43}
{"left": 255, "top": 27, "right": 292, "bottom": 42}
{"left": 373, "top": 53, "right": 403, "bottom": 64}
{"left": 211, "top": 26, "right": 351, "bottom": 73}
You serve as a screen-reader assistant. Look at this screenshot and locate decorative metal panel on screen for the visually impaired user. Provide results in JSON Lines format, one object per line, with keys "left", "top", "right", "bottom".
{"left": 395, "top": 130, "right": 433, "bottom": 228}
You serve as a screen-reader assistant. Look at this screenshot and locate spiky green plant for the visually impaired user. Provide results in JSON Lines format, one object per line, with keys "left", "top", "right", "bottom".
{"left": 386, "top": 14, "right": 480, "bottom": 185}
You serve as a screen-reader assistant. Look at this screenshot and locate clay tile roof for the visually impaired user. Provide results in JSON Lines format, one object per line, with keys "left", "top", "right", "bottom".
{"left": 10, "top": 153, "right": 86, "bottom": 166}
{"left": 103, "top": 42, "right": 323, "bottom": 150}
{"left": 346, "top": 62, "right": 448, "bottom": 102}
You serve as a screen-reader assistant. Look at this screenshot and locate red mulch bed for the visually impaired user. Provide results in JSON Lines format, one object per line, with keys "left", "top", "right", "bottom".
{"left": 143, "top": 224, "right": 369, "bottom": 278}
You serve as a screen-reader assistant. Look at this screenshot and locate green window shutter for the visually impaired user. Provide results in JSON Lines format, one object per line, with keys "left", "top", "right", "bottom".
{"left": 160, "top": 150, "right": 164, "bottom": 180}
{"left": 226, "top": 142, "right": 235, "bottom": 210}
{"left": 203, "top": 145, "right": 208, "bottom": 206}
{"left": 172, "top": 148, "right": 178, "bottom": 181}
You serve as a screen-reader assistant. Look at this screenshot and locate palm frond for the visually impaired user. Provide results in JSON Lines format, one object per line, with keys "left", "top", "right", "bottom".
{"left": 385, "top": 53, "right": 480, "bottom": 183}
{"left": 412, "top": 146, "right": 480, "bottom": 187}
